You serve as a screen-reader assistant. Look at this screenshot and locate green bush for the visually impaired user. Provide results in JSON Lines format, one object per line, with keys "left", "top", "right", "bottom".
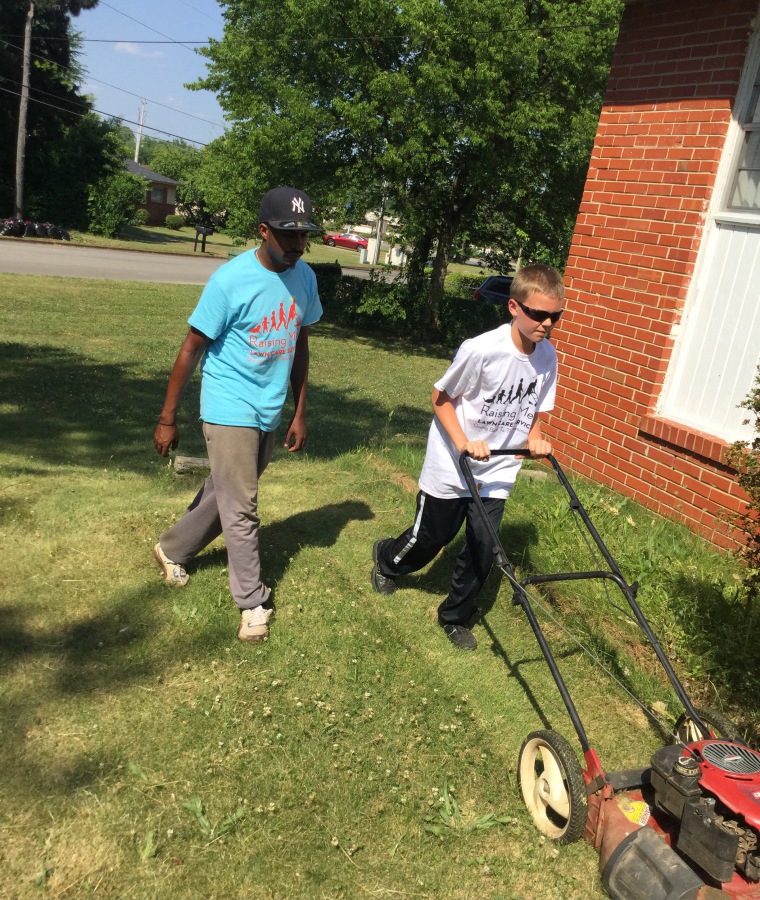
{"left": 727, "top": 367, "right": 760, "bottom": 606}
{"left": 165, "top": 214, "right": 185, "bottom": 230}
{"left": 87, "top": 171, "right": 147, "bottom": 238}
{"left": 309, "top": 263, "right": 506, "bottom": 349}
{"left": 131, "top": 208, "right": 150, "bottom": 226}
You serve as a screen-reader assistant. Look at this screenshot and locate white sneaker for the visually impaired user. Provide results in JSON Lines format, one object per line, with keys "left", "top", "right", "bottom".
{"left": 238, "top": 604, "right": 274, "bottom": 642}
{"left": 153, "top": 543, "right": 189, "bottom": 587}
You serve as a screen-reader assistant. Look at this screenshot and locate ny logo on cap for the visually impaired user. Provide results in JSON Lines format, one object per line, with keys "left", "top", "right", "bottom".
{"left": 292, "top": 196, "right": 305, "bottom": 214}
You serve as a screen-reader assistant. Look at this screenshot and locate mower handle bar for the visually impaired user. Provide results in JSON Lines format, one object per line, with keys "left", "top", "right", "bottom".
{"left": 457, "top": 449, "right": 712, "bottom": 744}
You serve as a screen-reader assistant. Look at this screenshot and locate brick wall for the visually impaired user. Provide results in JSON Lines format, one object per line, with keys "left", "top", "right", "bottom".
{"left": 543, "top": 0, "right": 757, "bottom": 547}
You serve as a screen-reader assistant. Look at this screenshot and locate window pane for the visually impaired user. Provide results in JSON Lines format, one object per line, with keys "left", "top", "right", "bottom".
{"left": 728, "top": 131, "right": 760, "bottom": 210}
{"left": 750, "top": 78, "right": 760, "bottom": 125}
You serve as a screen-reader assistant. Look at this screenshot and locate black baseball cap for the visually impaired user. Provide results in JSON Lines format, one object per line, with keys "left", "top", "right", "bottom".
{"left": 258, "top": 186, "right": 319, "bottom": 231}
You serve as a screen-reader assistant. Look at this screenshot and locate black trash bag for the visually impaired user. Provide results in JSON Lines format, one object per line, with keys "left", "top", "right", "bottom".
{"left": 23, "top": 222, "right": 36, "bottom": 237}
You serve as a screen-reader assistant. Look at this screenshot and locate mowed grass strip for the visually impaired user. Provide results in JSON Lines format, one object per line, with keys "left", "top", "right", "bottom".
{"left": 0, "top": 274, "right": 747, "bottom": 899}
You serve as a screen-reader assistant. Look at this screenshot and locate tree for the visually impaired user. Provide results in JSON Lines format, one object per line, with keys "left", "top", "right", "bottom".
{"left": 2, "top": 0, "right": 100, "bottom": 218}
{"left": 145, "top": 140, "right": 221, "bottom": 226}
{"left": 87, "top": 170, "right": 146, "bottom": 237}
{"left": 193, "top": 0, "right": 621, "bottom": 334}
{"left": 24, "top": 113, "right": 124, "bottom": 228}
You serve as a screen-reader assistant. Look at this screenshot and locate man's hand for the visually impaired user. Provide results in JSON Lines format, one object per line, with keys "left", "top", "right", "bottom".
{"left": 462, "top": 439, "right": 491, "bottom": 460}
{"left": 152, "top": 329, "right": 209, "bottom": 459}
{"left": 284, "top": 413, "right": 306, "bottom": 452}
{"left": 154, "top": 423, "right": 179, "bottom": 457}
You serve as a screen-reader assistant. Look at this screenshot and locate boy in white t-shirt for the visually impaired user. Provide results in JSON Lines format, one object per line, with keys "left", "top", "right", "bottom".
{"left": 371, "top": 264, "right": 564, "bottom": 650}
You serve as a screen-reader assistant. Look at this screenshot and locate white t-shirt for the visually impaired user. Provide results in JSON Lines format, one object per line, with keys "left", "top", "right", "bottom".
{"left": 418, "top": 324, "right": 558, "bottom": 499}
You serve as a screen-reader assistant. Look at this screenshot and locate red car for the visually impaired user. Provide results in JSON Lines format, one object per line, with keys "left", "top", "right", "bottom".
{"left": 322, "top": 232, "right": 369, "bottom": 251}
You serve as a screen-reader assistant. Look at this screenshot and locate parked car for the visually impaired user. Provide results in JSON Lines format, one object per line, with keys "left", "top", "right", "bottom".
{"left": 323, "top": 232, "right": 369, "bottom": 251}
{"left": 473, "top": 275, "right": 513, "bottom": 305}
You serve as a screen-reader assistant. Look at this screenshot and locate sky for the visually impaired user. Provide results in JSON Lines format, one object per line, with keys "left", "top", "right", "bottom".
{"left": 74, "top": 0, "right": 227, "bottom": 149}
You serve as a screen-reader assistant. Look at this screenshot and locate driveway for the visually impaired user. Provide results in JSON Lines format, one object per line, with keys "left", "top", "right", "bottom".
{"left": 0, "top": 239, "right": 385, "bottom": 283}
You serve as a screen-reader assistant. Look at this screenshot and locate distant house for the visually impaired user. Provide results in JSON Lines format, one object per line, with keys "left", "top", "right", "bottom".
{"left": 544, "top": 0, "right": 760, "bottom": 548}
{"left": 125, "top": 159, "right": 178, "bottom": 226}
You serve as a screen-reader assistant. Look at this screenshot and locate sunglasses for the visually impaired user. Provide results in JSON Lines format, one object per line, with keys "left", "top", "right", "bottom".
{"left": 515, "top": 301, "right": 564, "bottom": 325}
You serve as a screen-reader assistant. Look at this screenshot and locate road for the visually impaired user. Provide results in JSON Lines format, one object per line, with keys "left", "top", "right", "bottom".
{"left": 0, "top": 238, "right": 378, "bottom": 283}
{"left": 0, "top": 239, "right": 226, "bottom": 284}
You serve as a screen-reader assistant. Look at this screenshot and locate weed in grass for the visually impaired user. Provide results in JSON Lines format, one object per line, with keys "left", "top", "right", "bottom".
{"left": 34, "top": 857, "right": 53, "bottom": 888}
{"left": 182, "top": 795, "right": 246, "bottom": 844}
{"left": 424, "top": 778, "right": 513, "bottom": 836}
{"left": 138, "top": 829, "right": 158, "bottom": 861}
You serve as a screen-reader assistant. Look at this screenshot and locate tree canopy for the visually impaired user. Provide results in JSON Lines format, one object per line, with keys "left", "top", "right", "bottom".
{"left": 145, "top": 140, "right": 221, "bottom": 226}
{"left": 195, "top": 0, "right": 621, "bottom": 331}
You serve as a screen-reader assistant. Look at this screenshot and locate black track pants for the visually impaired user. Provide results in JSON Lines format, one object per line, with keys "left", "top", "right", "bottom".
{"left": 376, "top": 491, "right": 506, "bottom": 625}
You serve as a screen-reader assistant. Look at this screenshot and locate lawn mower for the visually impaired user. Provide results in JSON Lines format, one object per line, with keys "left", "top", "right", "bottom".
{"left": 459, "top": 450, "right": 760, "bottom": 900}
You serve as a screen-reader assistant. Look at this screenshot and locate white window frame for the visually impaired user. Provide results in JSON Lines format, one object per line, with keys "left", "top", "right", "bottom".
{"left": 658, "top": 10, "right": 760, "bottom": 443}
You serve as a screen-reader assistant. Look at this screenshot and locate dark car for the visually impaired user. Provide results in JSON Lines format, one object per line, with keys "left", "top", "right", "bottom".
{"left": 473, "top": 275, "right": 513, "bottom": 305}
{"left": 323, "top": 233, "right": 369, "bottom": 251}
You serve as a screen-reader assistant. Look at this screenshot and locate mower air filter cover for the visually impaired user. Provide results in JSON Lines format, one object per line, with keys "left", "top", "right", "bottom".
{"left": 692, "top": 741, "right": 760, "bottom": 831}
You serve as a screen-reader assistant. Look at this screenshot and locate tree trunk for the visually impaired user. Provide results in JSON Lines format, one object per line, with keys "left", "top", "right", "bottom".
{"left": 422, "top": 181, "right": 478, "bottom": 338}
{"left": 407, "top": 229, "right": 433, "bottom": 289}
{"left": 424, "top": 224, "right": 456, "bottom": 336}
{"left": 14, "top": 1, "right": 34, "bottom": 220}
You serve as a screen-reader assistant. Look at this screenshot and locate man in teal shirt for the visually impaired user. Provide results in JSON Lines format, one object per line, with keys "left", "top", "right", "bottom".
{"left": 152, "top": 186, "right": 323, "bottom": 642}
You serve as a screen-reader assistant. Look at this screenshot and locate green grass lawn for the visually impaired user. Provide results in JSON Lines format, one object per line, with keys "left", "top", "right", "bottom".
{"left": 0, "top": 274, "right": 753, "bottom": 899}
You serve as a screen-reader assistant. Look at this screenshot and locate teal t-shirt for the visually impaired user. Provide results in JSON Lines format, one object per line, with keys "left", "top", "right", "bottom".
{"left": 188, "top": 249, "right": 322, "bottom": 430}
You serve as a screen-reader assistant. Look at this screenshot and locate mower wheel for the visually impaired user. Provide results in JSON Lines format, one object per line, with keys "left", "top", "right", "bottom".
{"left": 518, "top": 730, "right": 587, "bottom": 844}
{"left": 674, "top": 706, "right": 741, "bottom": 743}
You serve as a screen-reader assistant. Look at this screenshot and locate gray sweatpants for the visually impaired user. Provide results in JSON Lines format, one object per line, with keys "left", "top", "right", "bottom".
{"left": 159, "top": 423, "right": 275, "bottom": 610}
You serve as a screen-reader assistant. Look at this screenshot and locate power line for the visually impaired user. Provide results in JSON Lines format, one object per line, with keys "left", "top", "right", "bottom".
{"left": 1, "top": 36, "right": 225, "bottom": 131}
{"left": 0, "top": 73, "right": 90, "bottom": 115}
{"left": 172, "top": 0, "right": 221, "bottom": 24}
{"left": 0, "top": 82, "right": 211, "bottom": 146}
{"left": 98, "top": 0, "right": 199, "bottom": 56}
{"left": 0, "top": 34, "right": 210, "bottom": 43}
{"left": 0, "top": 20, "right": 619, "bottom": 46}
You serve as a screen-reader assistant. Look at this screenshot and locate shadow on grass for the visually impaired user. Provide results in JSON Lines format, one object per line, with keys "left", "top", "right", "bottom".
{"left": 0, "top": 499, "right": 373, "bottom": 798}
{"left": 0, "top": 341, "right": 431, "bottom": 471}
{"left": 479, "top": 616, "right": 585, "bottom": 732}
{"left": 312, "top": 322, "right": 454, "bottom": 361}
{"left": 190, "top": 500, "right": 374, "bottom": 588}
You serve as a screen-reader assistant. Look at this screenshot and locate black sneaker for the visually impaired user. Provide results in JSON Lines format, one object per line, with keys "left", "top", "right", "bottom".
{"left": 439, "top": 621, "right": 477, "bottom": 651}
{"left": 371, "top": 538, "right": 396, "bottom": 595}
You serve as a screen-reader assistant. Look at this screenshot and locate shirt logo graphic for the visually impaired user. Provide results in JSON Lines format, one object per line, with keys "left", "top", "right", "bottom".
{"left": 249, "top": 298, "right": 300, "bottom": 335}
{"left": 292, "top": 196, "right": 305, "bottom": 214}
{"left": 477, "top": 377, "right": 540, "bottom": 433}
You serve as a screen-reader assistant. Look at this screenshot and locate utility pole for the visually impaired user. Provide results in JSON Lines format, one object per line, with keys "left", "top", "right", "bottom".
{"left": 14, "top": 0, "right": 35, "bottom": 220}
{"left": 371, "top": 190, "right": 386, "bottom": 266}
{"left": 134, "top": 99, "right": 147, "bottom": 162}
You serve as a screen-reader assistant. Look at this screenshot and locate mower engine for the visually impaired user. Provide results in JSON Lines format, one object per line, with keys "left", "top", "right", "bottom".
{"left": 650, "top": 742, "right": 760, "bottom": 885}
